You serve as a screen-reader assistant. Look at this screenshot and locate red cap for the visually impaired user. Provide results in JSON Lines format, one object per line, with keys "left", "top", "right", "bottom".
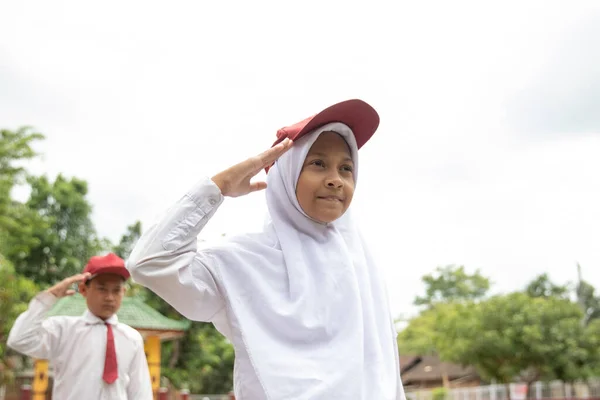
{"left": 83, "top": 253, "right": 130, "bottom": 281}
{"left": 266, "top": 99, "right": 380, "bottom": 172}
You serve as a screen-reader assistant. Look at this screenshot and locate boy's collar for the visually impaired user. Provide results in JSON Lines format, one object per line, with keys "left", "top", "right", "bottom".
{"left": 81, "top": 309, "right": 119, "bottom": 325}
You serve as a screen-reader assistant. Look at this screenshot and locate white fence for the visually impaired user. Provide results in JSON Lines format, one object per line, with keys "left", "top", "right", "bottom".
{"left": 406, "top": 380, "right": 600, "bottom": 400}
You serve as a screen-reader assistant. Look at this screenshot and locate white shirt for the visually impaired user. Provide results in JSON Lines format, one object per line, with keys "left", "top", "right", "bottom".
{"left": 7, "top": 292, "right": 153, "bottom": 400}
{"left": 127, "top": 177, "right": 405, "bottom": 400}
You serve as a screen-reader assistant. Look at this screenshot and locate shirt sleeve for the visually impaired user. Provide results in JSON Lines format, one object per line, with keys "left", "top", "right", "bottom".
{"left": 7, "top": 291, "right": 61, "bottom": 360}
{"left": 127, "top": 177, "right": 226, "bottom": 322}
{"left": 126, "top": 334, "right": 153, "bottom": 400}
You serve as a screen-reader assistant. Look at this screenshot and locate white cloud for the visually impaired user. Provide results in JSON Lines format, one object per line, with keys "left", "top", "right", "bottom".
{"left": 504, "top": 10, "right": 600, "bottom": 136}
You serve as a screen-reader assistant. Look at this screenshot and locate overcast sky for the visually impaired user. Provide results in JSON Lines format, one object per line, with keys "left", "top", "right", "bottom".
{"left": 2, "top": 0, "right": 599, "bottom": 318}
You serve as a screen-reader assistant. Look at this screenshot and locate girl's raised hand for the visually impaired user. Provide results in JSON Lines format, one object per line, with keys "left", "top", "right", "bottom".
{"left": 211, "top": 138, "right": 293, "bottom": 197}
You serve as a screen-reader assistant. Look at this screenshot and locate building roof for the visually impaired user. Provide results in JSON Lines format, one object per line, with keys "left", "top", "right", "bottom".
{"left": 400, "top": 355, "right": 421, "bottom": 370}
{"left": 46, "top": 294, "right": 190, "bottom": 340}
{"left": 401, "top": 355, "right": 478, "bottom": 384}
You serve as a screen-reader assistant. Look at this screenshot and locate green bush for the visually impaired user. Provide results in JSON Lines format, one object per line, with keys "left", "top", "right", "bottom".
{"left": 432, "top": 387, "right": 448, "bottom": 400}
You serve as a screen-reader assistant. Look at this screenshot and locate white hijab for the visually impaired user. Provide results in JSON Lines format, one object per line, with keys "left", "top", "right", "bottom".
{"left": 209, "top": 123, "right": 403, "bottom": 399}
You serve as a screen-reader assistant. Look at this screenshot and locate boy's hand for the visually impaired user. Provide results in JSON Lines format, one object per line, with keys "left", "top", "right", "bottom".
{"left": 46, "top": 273, "right": 92, "bottom": 298}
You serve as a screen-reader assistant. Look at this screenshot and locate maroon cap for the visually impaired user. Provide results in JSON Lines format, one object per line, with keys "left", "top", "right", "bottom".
{"left": 266, "top": 99, "right": 380, "bottom": 172}
{"left": 83, "top": 253, "right": 130, "bottom": 281}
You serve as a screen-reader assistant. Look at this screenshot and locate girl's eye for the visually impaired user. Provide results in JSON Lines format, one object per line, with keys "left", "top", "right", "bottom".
{"left": 341, "top": 165, "right": 353, "bottom": 172}
{"left": 311, "top": 160, "right": 325, "bottom": 167}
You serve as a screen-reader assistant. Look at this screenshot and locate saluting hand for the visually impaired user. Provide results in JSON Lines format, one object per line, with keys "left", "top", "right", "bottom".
{"left": 212, "top": 138, "right": 293, "bottom": 197}
{"left": 46, "top": 273, "right": 91, "bottom": 298}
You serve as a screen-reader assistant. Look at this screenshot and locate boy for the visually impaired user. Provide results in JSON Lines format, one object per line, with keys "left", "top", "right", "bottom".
{"left": 7, "top": 253, "right": 153, "bottom": 400}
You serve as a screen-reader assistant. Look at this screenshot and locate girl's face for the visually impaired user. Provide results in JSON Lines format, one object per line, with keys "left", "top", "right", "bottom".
{"left": 296, "top": 131, "right": 355, "bottom": 223}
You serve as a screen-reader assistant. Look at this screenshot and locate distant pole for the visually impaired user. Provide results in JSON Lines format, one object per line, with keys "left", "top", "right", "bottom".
{"left": 576, "top": 262, "right": 587, "bottom": 326}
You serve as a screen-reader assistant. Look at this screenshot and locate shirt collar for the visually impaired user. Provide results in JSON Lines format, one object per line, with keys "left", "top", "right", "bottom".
{"left": 81, "top": 309, "right": 119, "bottom": 325}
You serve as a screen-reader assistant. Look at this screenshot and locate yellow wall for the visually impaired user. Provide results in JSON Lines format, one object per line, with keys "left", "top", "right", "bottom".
{"left": 32, "top": 359, "right": 49, "bottom": 400}
{"left": 144, "top": 335, "right": 161, "bottom": 399}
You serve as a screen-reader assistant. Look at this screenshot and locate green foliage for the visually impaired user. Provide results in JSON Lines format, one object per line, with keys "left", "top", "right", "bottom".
{"left": 398, "top": 303, "right": 467, "bottom": 356}
{"left": 162, "top": 323, "right": 234, "bottom": 394}
{"left": 577, "top": 279, "right": 600, "bottom": 326}
{"left": 0, "top": 127, "right": 45, "bottom": 257}
{"left": 0, "top": 127, "right": 43, "bottom": 387}
{"left": 9, "top": 174, "right": 106, "bottom": 285}
{"left": 0, "top": 127, "right": 44, "bottom": 177}
{"left": 0, "top": 255, "right": 38, "bottom": 386}
{"left": 452, "top": 293, "right": 592, "bottom": 383}
{"left": 1, "top": 129, "right": 105, "bottom": 285}
{"left": 525, "top": 273, "right": 570, "bottom": 299}
{"left": 432, "top": 387, "right": 449, "bottom": 400}
{"left": 401, "top": 273, "right": 600, "bottom": 386}
{"left": 136, "top": 285, "right": 235, "bottom": 393}
{"left": 414, "top": 265, "right": 490, "bottom": 307}
{"left": 113, "top": 221, "right": 142, "bottom": 260}
{"left": 584, "top": 319, "right": 600, "bottom": 376}
{"left": 401, "top": 271, "right": 600, "bottom": 385}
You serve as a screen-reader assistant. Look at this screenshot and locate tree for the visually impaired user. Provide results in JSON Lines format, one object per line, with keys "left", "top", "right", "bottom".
{"left": 10, "top": 174, "right": 106, "bottom": 285}
{"left": 525, "top": 273, "right": 570, "bottom": 299}
{"left": 0, "top": 127, "right": 43, "bottom": 202}
{"left": 162, "top": 322, "right": 235, "bottom": 394}
{"left": 0, "top": 127, "right": 44, "bottom": 388}
{"left": 0, "top": 127, "right": 43, "bottom": 175}
{"left": 576, "top": 264, "right": 600, "bottom": 326}
{"left": 0, "top": 127, "right": 45, "bottom": 257}
{"left": 112, "top": 221, "right": 142, "bottom": 260}
{"left": 113, "top": 221, "right": 148, "bottom": 298}
{"left": 401, "top": 266, "right": 490, "bottom": 369}
{"left": 0, "top": 256, "right": 38, "bottom": 388}
{"left": 439, "top": 294, "right": 595, "bottom": 393}
{"left": 414, "top": 265, "right": 490, "bottom": 307}
{"left": 398, "top": 302, "right": 474, "bottom": 356}
{"left": 583, "top": 319, "right": 600, "bottom": 376}
{"left": 400, "top": 283, "right": 600, "bottom": 399}
{"left": 397, "top": 307, "right": 439, "bottom": 356}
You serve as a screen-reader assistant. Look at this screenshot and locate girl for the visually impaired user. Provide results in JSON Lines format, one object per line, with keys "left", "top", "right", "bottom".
{"left": 127, "top": 99, "right": 405, "bottom": 400}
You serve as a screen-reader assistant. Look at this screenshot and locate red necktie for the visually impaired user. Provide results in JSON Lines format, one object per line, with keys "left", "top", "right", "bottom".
{"left": 103, "top": 323, "right": 118, "bottom": 384}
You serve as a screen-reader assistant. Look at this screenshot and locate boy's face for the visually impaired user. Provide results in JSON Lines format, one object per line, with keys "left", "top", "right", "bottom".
{"left": 296, "top": 131, "right": 355, "bottom": 223}
{"left": 80, "top": 274, "right": 126, "bottom": 320}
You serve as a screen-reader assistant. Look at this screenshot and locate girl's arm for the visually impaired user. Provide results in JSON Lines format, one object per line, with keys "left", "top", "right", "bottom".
{"left": 127, "top": 177, "right": 226, "bottom": 322}
{"left": 127, "top": 139, "right": 293, "bottom": 322}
